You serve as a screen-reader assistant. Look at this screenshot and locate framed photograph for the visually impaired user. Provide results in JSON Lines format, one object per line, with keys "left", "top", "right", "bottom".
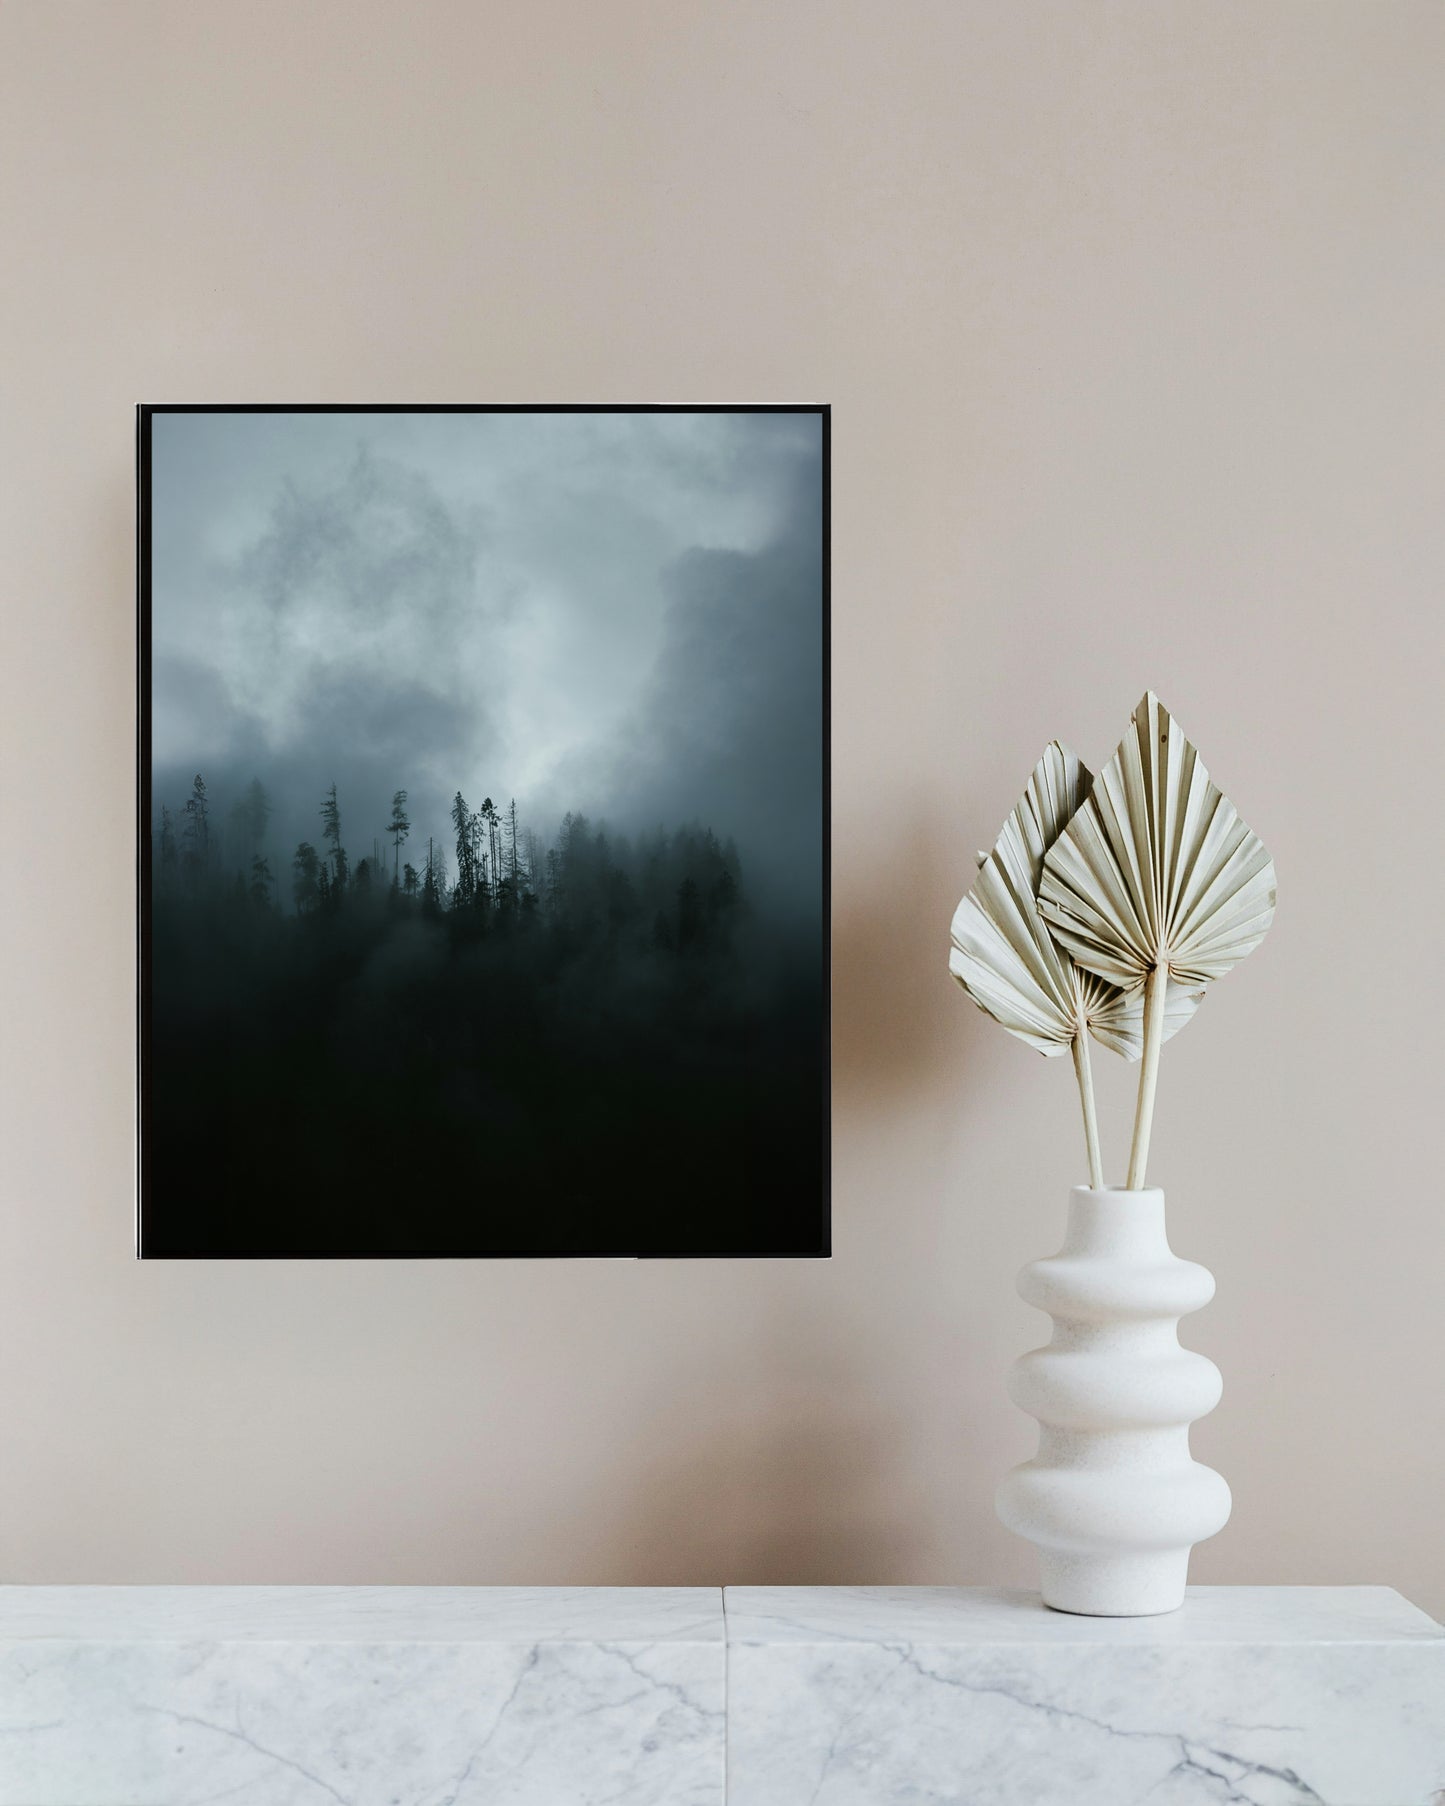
{"left": 137, "top": 406, "right": 829, "bottom": 1256}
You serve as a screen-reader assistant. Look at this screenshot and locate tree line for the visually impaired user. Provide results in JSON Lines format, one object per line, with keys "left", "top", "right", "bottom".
{"left": 154, "top": 773, "right": 745, "bottom": 954}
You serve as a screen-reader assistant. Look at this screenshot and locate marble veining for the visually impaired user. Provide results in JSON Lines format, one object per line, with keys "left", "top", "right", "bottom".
{"left": 724, "top": 1586, "right": 1445, "bottom": 1806}
{"left": 2, "top": 1585, "right": 1440, "bottom": 1805}
{"left": 0, "top": 1588, "right": 725, "bottom": 1805}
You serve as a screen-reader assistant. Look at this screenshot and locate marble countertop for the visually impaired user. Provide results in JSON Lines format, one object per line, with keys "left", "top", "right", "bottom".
{"left": 724, "top": 1586, "right": 1445, "bottom": 1806}
{"left": 0, "top": 1586, "right": 727, "bottom": 1806}
{"left": 0, "top": 1585, "right": 1438, "bottom": 1804}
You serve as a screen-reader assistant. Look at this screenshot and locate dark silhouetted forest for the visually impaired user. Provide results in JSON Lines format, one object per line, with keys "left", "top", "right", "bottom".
{"left": 145, "top": 775, "right": 826, "bottom": 1255}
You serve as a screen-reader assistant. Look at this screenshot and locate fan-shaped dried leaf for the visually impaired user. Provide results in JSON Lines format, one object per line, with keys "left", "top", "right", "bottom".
{"left": 949, "top": 742, "right": 1202, "bottom": 1059}
{"left": 1038, "top": 693, "right": 1276, "bottom": 991}
{"left": 1088, "top": 972, "right": 1204, "bottom": 1059}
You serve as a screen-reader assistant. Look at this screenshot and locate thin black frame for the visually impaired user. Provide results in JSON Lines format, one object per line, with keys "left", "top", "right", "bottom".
{"left": 137, "top": 403, "right": 831, "bottom": 1258}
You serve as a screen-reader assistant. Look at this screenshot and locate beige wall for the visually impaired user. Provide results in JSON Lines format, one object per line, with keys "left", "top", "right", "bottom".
{"left": 1, "top": 1, "right": 1441, "bottom": 1615}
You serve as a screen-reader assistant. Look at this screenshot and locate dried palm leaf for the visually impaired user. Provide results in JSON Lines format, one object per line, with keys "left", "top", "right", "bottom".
{"left": 950, "top": 742, "right": 1201, "bottom": 1186}
{"left": 1039, "top": 693, "right": 1277, "bottom": 1187}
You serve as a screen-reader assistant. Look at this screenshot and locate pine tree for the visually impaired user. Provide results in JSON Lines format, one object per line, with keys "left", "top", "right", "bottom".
{"left": 480, "top": 798, "right": 499, "bottom": 901}
{"left": 320, "top": 783, "right": 345, "bottom": 887}
{"left": 506, "top": 797, "right": 524, "bottom": 890}
{"left": 292, "top": 842, "right": 320, "bottom": 914}
{"left": 469, "top": 809, "right": 487, "bottom": 912}
{"left": 709, "top": 866, "right": 739, "bottom": 919}
{"left": 451, "top": 791, "right": 474, "bottom": 905}
{"left": 388, "top": 789, "right": 410, "bottom": 885}
{"left": 249, "top": 855, "right": 274, "bottom": 910}
{"left": 182, "top": 774, "right": 210, "bottom": 879}
{"left": 421, "top": 837, "right": 441, "bottom": 915}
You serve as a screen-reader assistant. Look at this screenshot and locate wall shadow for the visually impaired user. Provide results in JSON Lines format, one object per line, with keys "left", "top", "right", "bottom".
{"left": 594, "top": 1307, "right": 927, "bottom": 1585}
{"left": 831, "top": 802, "right": 979, "bottom": 1113}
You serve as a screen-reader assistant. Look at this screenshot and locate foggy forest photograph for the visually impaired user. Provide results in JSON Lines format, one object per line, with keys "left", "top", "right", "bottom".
{"left": 139, "top": 406, "right": 828, "bottom": 1257}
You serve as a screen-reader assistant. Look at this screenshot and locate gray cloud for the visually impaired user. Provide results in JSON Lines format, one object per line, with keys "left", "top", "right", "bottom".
{"left": 569, "top": 455, "right": 824, "bottom": 918}
{"left": 150, "top": 411, "right": 823, "bottom": 913}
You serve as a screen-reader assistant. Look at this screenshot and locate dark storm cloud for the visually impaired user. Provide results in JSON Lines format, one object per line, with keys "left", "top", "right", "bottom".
{"left": 150, "top": 410, "right": 824, "bottom": 915}
{"left": 577, "top": 452, "right": 825, "bottom": 919}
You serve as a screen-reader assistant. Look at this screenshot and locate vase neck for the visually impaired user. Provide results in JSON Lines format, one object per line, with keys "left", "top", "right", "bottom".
{"left": 1063, "top": 1185, "right": 1170, "bottom": 1260}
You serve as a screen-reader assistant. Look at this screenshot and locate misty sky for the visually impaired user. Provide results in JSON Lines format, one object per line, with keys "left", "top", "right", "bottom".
{"left": 150, "top": 409, "right": 825, "bottom": 915}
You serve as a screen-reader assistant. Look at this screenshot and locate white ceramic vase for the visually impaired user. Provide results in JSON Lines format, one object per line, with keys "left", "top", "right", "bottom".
{"left": 996, "top": 1185, "right": 1231, "bottom": 1616}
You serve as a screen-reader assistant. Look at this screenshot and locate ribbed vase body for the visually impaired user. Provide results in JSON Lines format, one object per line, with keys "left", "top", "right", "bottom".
{"left": 996, "top": 1186, "right": 1231, "bottom": 1616}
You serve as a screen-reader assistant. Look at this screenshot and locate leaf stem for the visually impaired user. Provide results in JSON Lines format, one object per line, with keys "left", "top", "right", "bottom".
{"left": 1127, "top": 961, "right": 1168, "bottom": 1189}
{"left": 1071, "top": 1032, "right": 1104, "bottom": 1190}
